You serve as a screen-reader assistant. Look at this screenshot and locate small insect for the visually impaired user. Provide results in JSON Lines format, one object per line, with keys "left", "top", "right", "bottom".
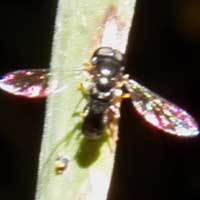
{"left": 0, "top": 47, "right": 198, "bottom": 138}
{"left": 54, "top": 154, "right": 69, "bottom": 174}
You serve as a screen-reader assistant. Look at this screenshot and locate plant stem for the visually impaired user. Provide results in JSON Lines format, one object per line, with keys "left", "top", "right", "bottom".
{"left": 35, "top": 0, "right": 136, "bottom": 200}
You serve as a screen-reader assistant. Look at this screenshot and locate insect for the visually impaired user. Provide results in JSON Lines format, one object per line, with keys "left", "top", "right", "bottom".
{"left": 0, "top": 47, "right": 198, "bottom": 139}
{"left": 54, "top": 154, "right": 69, "bottom": 174}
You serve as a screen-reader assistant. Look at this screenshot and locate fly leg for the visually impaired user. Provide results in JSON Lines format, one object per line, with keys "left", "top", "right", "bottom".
{"left": 74, "top": 61, "right": 95, "bottom": 117}
{"left": 72, "top": 82, "right": 90, "bottom": 117}
{"left": 74, "top": 68, "right": 92, "bottom": 117}
{"left": 103, "top": 101, "right": 121, "bottom": 152}
{"left": 77, "top": 61, "right": 94, "bottom": 98}
{"left": 105, "top": 97, "right": 121, "bottom": 143}
{"left": 105, "top": 85, "right": 130, "bottom": 144}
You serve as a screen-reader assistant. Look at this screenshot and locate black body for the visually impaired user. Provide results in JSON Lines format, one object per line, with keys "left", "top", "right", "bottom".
{"left": 82, "top": 99, "right": 109, "bottom": 138}
{"left": 82, "top": 47, "right": 124, "bottom": 139}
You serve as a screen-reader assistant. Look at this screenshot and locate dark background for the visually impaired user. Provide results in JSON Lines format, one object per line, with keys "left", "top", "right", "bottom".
{"left": 0, "top": 0, "right": 199, "bottom": 200}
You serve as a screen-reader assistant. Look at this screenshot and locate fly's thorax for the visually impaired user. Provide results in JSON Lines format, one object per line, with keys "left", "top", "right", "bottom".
{"left": 95, "top": 58, "right": 124, "bottom": 78}
{"left": 90, "top": 76, "right": 124, "bottom": 101}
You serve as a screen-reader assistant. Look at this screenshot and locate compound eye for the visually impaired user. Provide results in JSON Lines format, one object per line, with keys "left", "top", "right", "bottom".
{"left": 96, "top": 47, "right": 114, "bottom": 57}
{"left": 114, "top": 50, "right": 124, "bottom": 63}
{"left": 91, "top": 47, "right": 114, "bottom": 64}
{"left": 91, "top": 47, "right": 124, "bottom": 65}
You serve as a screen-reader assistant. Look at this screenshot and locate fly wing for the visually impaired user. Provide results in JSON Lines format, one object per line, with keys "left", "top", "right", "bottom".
{"left": 126, "top": 79, "right": 199, "bottom": 137}
{"left": 0, "top": 69, "right": 79, "bottom": 98}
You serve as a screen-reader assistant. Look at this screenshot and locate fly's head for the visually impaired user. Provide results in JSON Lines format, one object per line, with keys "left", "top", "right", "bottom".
{"left": 91, "top": 47, "right": 125, "bottom": 78}
{"left": 90, "top": 47, "right": 125, "bottom": 99}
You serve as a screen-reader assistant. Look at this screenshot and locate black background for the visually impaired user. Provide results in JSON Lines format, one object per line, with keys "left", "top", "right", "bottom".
{"left": 0, "top": 0, "right": 200, "bottom": 200}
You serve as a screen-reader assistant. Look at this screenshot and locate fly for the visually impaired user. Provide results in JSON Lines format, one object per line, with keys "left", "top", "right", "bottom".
{"left": 0, "top": 47, "right": 198, "bottom": 138}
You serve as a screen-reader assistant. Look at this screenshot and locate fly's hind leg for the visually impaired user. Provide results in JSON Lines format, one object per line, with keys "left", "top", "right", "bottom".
{"left": 105, "top": 97, "right": 121, "bottom": 143}
{"left": 104, "top": 85, "right": 131, "bottom": 143}
{"left": 105, "top": 76, "right": 131, "bottom": 143}
{"left": 104, "top": 101, "right": 121, "bottom": 152}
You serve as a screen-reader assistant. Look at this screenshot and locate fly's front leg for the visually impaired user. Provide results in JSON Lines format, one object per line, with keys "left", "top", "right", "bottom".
{"left": 73, "top": 83, "right": 90, "bottom": 118}
{"left": 75, "top": 62, "right": 93, "bottom": 117}
{"left": 73, "top": 81, "right": 91, "bottom": 118}
{"left": 76, "top": 79, "right": 91, "bottom": 98}
{"left": 77, "top": 61, "right": 94, "bottom": 98}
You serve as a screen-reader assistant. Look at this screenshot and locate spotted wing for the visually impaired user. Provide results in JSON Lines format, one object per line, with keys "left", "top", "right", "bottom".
{"left": 126, "top": 79, "right": 199, "bottom": 137}
{"left": 0, "top": 69, "right": 78, "bottom": 98}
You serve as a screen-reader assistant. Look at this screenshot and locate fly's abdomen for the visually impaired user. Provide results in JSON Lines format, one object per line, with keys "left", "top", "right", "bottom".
{"left": 82, "top": 111, "right": 104, "bottom": 139}
{"left": 82, "top": 99, "right": 108, "bottom": 139}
